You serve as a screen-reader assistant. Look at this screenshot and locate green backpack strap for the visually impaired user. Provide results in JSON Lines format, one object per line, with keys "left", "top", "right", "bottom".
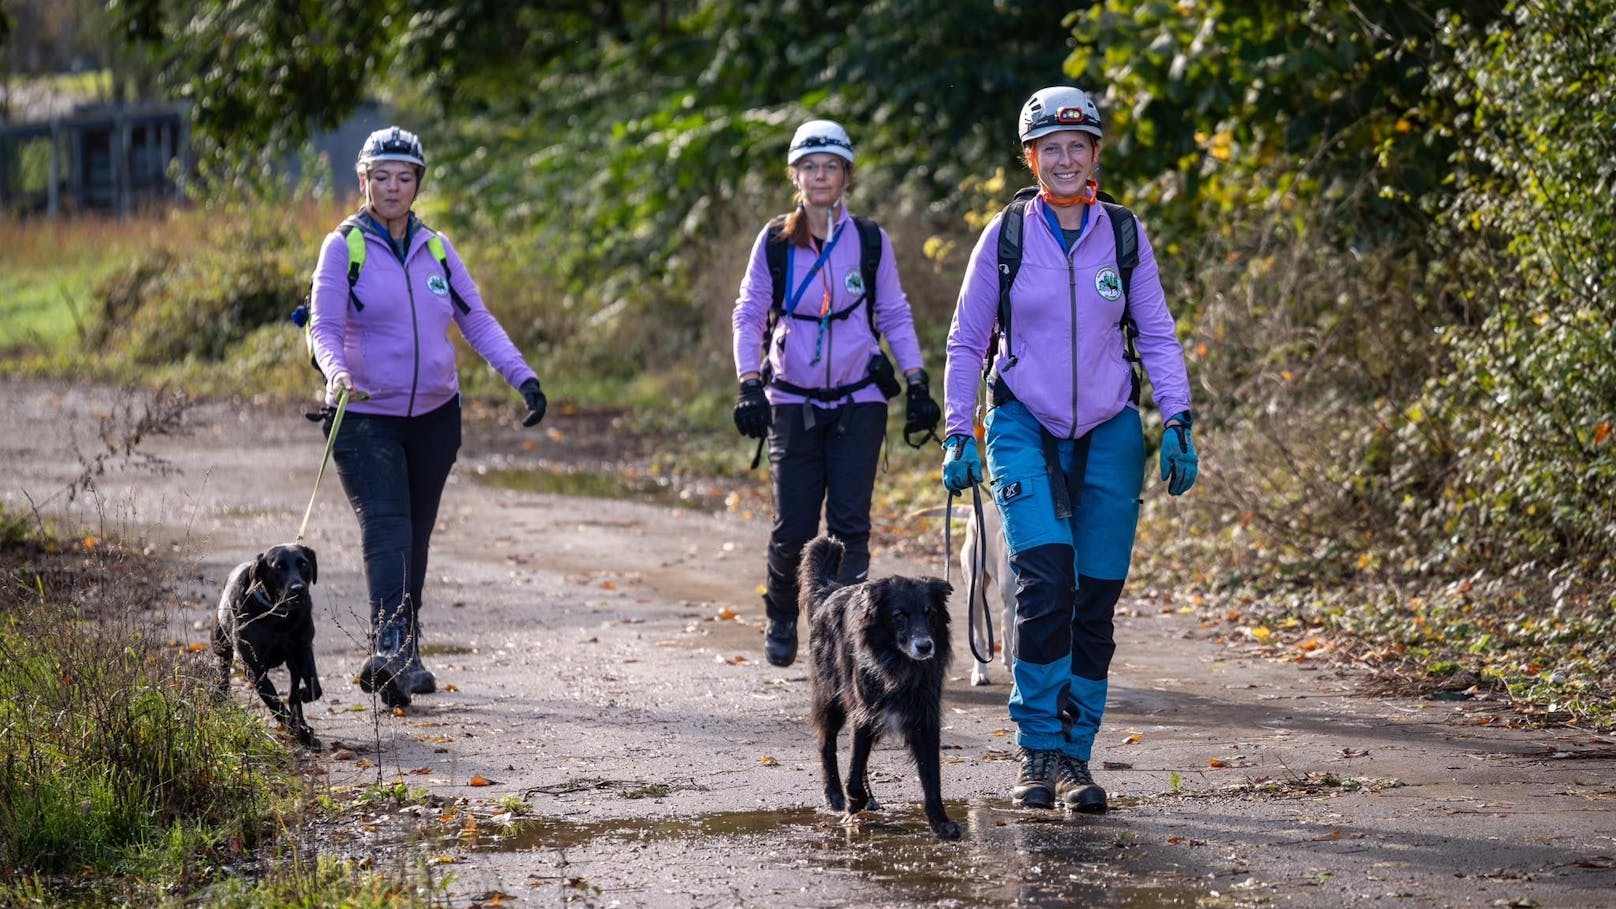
{"left": 425, "top": 233, "right": 472, "bottom": 314}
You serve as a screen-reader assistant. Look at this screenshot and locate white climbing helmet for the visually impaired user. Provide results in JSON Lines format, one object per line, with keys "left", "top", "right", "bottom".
{"left": 356, "top": 126, "right": 426, "bottom": 172}
{"left": 787, "top": 120, "right": 855, "bottom": 165}
{"left": 1018, "top": 87, "right": 1103, "bottom": 144}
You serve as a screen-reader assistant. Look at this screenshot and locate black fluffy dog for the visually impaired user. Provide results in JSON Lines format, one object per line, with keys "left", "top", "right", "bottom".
{"left": 212, "top": 543, "right": 323, "bottom": 748}
{"left": 800, "top": 535, "right": 960, "bottom": 840}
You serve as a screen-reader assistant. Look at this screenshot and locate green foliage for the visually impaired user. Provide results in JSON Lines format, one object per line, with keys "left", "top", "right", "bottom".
{"left": 160, "top": 0, "right": 398, "bottom": 193}
{"left": 86, "top": 218, "right": 304, "bottom": 365}
{"left": 1418, "top": 0, "right": 1616, "bottom": 570}
{"left": 0, "top": 546, "right": 293, "bottom": 880}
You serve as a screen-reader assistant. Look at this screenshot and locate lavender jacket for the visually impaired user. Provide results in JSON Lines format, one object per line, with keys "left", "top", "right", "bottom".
{"left": 308, "top": 217, "right": 537, "bottom": 417}
{"left": 944, "top": 197, "right": 1192, "bottom": 440}
{"left": 731, "top": 208, "right": 925, "bottom": 407}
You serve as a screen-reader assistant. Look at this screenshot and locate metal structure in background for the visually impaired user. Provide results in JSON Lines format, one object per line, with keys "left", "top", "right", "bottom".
{"left": 0, "top": 101, "right": 191, "bottom": 216}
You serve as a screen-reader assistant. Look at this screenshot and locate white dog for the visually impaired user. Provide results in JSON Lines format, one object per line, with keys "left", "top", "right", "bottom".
{"left": 958, "top": 499, "right": 1016, "bottom": 686}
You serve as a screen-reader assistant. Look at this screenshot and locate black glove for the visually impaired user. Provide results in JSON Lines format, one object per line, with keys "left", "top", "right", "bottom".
{"left": 733, "top": 378, "right": 770, "bottom": 440}
{"left": 519, "top": 378, "right": 547, "bottom": 428}
{"left": 903, "top": 370, "right": 942, "bottom": 448}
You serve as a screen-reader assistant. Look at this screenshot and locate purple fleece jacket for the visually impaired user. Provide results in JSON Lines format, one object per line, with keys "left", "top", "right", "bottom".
{"left": 731, "top": 208, "right": 925, "bottom": 407}
{"left": 943, "top": 197, "right": 1192, "bottom": 440}
{"left": 308, "top": 216, "right": 537, "bottom": 417}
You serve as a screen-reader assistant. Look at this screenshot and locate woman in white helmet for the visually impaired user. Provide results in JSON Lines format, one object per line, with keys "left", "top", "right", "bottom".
{"left": 730, "top": 118, "right": 941, "bottom": 667}
{"left": 940, "top": 87, "right": 1199, "bottom": 812}
{"left": 307, "top": 126, "right": 548, "bottom": 709}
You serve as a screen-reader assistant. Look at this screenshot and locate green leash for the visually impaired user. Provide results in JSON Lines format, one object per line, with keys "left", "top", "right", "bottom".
{"left": 296, "top": 386, "right": 355, "bottom": 544}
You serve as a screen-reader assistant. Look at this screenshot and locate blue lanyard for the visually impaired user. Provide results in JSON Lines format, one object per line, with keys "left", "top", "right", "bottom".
{"left": 1040, "top": 201, "right": 1089, "bottom": 254}
{"left": 784, "top": 222, "right": 846, "bottom": 315}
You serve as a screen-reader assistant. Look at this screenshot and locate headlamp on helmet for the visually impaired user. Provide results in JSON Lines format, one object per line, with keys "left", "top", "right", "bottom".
{"left": 788, "top": 120, "right": 855, "bottom": 165}
{"left": 1018, "top": 87, "right": 1103, "bottom": 144}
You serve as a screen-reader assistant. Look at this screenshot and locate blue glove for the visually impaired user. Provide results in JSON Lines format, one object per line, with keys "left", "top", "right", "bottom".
{"left": 941, "top": 434, "right": 983, "bottom": 494}
{"left": 1159, "top": 411, "right": 1198, "bottom": 496}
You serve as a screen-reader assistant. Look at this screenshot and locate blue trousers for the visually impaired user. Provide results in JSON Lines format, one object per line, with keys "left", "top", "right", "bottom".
{"left": 984, "top": 402, "right": 1143, "bottom": 758}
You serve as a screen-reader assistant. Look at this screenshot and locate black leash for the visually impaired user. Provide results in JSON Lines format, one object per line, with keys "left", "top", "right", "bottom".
{"left": 944, "top": 483, "right": 995, "bottom": 666}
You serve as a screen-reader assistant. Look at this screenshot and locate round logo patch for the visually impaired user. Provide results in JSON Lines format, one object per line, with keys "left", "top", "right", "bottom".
{"left": 1095, "top": 266, "right": 1123, "bottom": 301}
{"left": 843, "top": 271, "right": 866, "bottom": 299}
{"left": 426, "top": 274, "right": 450, "bottom": 297}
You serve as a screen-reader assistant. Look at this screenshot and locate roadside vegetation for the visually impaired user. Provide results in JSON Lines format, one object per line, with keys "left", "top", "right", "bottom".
{"left": 0, "top": 0, "right": 1611, "bottom": 899}
{"left": 0, "top": 504, "right": 449, "bottom": 906}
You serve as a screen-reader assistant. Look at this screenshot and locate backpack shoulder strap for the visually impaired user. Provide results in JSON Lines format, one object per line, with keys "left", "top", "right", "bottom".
{"left": 852, "top": 215, "right": 882, "bottom": 335}
{"left": 763, "top": 214, "right": 790, "bottom": 314}
{"left": 422, "top": 229, "right": 472, "bottom": 314}
{"left": 1099, "top": 200, "right": 1140, "bottom": 361}
{"left": 991, "top": 185, "right": 1040, "bottom": 371}
{"left": 337, "top": 217, "right": 366, "bottom": 312}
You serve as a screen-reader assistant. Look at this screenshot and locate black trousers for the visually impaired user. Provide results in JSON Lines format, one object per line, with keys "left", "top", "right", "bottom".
{"left": 763, "top": 401, "right": 887, "bottom": 624}
{"left": 327, "top": 397, "right": 462, "bottom": 628}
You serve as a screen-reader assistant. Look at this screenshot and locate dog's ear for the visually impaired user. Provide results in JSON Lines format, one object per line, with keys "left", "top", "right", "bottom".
{"left": 299, "top": 545, "right": 317, "bottom": 585}
{"left": 924, "top": 577, "right": 954, "bottom": 625}
{"left": 248, "top": 552, "right": 269, "bottom": 588}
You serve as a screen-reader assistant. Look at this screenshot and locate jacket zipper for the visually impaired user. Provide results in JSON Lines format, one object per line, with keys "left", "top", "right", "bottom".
{"left": 405, "top": 246, "right": 420, "bottom": 416}
{"left": 1068, "top": 253, "right": 1078, "bottom": 436}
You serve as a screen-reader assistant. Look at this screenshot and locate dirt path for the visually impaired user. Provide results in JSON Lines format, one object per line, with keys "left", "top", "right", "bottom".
{"left": 5, "top": 379, "right": 1614, "bottom": 909}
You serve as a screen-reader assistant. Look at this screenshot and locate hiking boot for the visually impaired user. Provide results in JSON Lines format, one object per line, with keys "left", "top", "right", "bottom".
{"left": 1057, "top": 755, "right": 1108, "bottom": 814}
{"left": 358, "top": 609, "right": 411, "bottom": 708}
{"left": 1011, "top": 748, "right": 1058, "bottom": 809}
{"left": 403, "top": 607, "right": 437, "bottom": 695}
{"left": 764, "top": 619, "right": 798, "bottom": 667}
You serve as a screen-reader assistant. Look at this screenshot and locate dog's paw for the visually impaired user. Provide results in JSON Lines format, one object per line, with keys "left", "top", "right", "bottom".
{"left": 846, "top": 789, "right": 870, "bottom": 814}
{"left": 970, "top": 663, "right": 992, "bottom": 686}
{"left": 931, "top": 819, "right": 962, "bottom": 841}
{"left": 824, "top": 791, "right": 846, "bottom": 813}
{"left": 301, "top": 681, "right": 323, "bottom": 703}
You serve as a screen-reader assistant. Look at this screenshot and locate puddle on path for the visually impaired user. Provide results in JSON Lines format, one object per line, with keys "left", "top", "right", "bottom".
{"left": 438, "top": 801, "right": 1208, "bottom": 908}
{"left": 472, "top": 466, "right": 720, "bottom": 511}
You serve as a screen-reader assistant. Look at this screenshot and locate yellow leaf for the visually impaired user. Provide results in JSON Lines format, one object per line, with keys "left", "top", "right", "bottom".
{"left": 717, "top": 606, "right": 737, "bottom": 621}
{"left": 1251, "top": 626, "right": 1273, "bottom": 643}
{"left": 444, "top": 683, "right": 459, "bottom": 692}
{"left": 1123, "top": 733, "right": 1142, "bottom": 745}
{"left": 1208, "top": 757, "right": 1227, "bottom": 768}
{"left": 754, "top": 584, "right": 767, "bottom": 596}
{"left": 82, "top": 536, "right": 98, "bottom": 550}
{"left": 469, "top": 775, "right": 494, "bottom": 787}
{"left": 760, "top": 755, "right": 779, "bottom": 767}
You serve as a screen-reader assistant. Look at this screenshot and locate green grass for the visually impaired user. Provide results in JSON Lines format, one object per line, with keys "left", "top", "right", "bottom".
{"left": 0, "top": 508, "right": 448, "bottom": 906}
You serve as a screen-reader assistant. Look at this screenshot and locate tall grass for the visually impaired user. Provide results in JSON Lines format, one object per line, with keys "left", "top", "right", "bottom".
{"left": 0, "top": 533, "right": 291, "bottom": 883}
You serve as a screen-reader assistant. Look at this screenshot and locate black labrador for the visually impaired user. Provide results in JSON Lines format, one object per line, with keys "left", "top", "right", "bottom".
{"left": 212, "top": 543, "right": 323, "bottom": 748}
{"left": 799, "top": 535, "right": 960, "bottom": 840}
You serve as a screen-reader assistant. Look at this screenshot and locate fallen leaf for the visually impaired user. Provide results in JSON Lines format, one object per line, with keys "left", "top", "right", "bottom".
{"left": 444, "top": 683, "right": 459, "bottom": 692}
{"left": 331, "top": 749, "right": 356, "bottom": 761}
{"left": 393, "top": 707, "right": 406, "bottom": 717}
{"left": 1250, "top": 626, "right": 1273, "bottom": 643}
{"left": 409, "top": 766, "right": 431, "bottom": 775}
{"left": 1123, "top": 733, "right": 1143, "bottom": 745}
{"left": 1101, "top": 761, "right": 1134, "bottom": 771}
{"left": 760, "top": 755, "right": 779, "bottom": 767}
{"left": 717, "top": 606, "right": 738, "bottom": 621}
{"left": 186, "top": 641, "right": 209, "bottom": 653}
{"left": 600, "top": 580, "right": 617, "bottom": 590}
{"left": 1208, "top": 757, "right": 1227, "bottom": 768}
{"left": 469, "top": 775, "right": 496, "bottom": 787}
{"left": 355, "top": 758, "right": 376, "bottom": 770}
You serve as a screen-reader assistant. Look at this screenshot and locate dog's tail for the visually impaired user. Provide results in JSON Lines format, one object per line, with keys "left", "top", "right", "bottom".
{"left": 797, "top": 535, "right": 845, "bottom": 618}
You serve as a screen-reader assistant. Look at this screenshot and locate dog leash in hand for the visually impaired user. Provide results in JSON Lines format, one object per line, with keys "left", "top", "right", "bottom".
{"left": 945, "top": 484, "right": 996, "bottom": 667}
{"left": 295, "top": 386, "right": 353, "bottom": 544}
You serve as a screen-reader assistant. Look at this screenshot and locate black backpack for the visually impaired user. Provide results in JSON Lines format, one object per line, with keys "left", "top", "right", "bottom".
{"left": 990, "top": 186, "right": 1141, "bottom": 400}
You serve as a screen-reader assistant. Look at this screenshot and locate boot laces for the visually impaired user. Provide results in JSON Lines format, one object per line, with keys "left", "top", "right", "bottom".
{"left": 1058, "top": 755, "right": 1095, "bottom": 788}
{"left": 1018, "top": 748, "right": 1057, "bottom": 784}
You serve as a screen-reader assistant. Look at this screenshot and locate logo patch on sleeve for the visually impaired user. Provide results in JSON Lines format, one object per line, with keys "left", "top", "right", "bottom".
{"left": 426, "top": 274, "right": 450, "bottom": 297}
{"left": 998, "top": 480, "right": 1023, "bottom": 503}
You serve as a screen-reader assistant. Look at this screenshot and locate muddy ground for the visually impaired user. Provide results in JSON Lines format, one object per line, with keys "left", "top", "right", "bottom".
{"left": 4, "top": 378, "right": 1614, "bottom": 909}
